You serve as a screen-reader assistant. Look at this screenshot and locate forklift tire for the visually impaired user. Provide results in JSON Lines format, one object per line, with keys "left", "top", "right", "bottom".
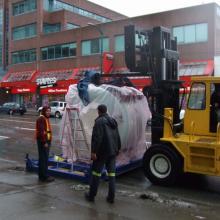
{"left": 143, "top": 144, "right": 182, "bottom": 186}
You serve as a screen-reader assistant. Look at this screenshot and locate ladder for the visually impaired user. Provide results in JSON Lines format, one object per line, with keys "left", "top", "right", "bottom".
{"left": 61, "top": 107, "right": 91, "bottom": 166}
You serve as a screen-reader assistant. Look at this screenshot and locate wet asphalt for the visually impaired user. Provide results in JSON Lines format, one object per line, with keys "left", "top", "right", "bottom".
{"left": 0, "top": 112, "right": 220, "bottom": 219}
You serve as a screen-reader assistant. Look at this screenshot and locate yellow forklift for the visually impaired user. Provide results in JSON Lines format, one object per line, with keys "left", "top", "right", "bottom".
{"left": 124, "top": 25, "right": 220, "bottom": 185}
{"left": 143, "top": 77, "right": 220, "bottom": 185}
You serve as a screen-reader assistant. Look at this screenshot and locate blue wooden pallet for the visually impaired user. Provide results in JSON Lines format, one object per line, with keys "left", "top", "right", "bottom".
{"left": 25, "top": 154, "right": 142, "bottom": 183}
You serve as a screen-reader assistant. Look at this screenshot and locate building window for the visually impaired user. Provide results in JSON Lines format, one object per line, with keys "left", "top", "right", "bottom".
{"left": 172, "top": 26, "right": 184, "bottom": 44}
{"left": 91, "top": 39, "right": 100, "bottom": 54}
{"left": 82, "top": 41, "right": 90, "bottom": 56}
{"left": 81, "top": 38, "right": 109, "bottom": 56}
{"left": 184, "top": 25, "right": 195, "bottom": 43}
{"left": 55, "top": 45, "right": 61, "bottom": 58}
{"left": 12, "top": 23, "right": 37, "bottom": 40}
{"left": 65, "top": 23, "right": 80, "bottom": 30}
{"left": 12, "top": 49, "right": 36, "bottom": 64}
{"left": 43, "top": 23, "right": 61, "bottom": 34}
{"left": 115, "top": 35, "right": 125, "bottom": 52}
{"left": 41, "top": 42, "right": 76, "bottom": 60}
{"left": 196, "top": 23, "right": 208, "bottom": 42}
{"left": 173, "top": 23, "right": 208, "bottom": 44}
{"left": 44, "top": 0, "right": 111, "bottom": 23}
{"left": 13, "top": 0, "right": 37, "bottom": 16}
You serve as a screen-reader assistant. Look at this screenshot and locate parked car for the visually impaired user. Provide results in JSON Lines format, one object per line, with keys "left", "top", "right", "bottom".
{"left": 38, "top": 101, "right": 67, "bottom": 118}
{"left": 0, "top": 102, "right": 27, "bottom": 115}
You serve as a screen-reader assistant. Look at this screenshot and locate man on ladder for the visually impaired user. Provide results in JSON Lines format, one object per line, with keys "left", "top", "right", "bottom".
{"left": 85, "top": 104, "right": 121, "bottom": 203}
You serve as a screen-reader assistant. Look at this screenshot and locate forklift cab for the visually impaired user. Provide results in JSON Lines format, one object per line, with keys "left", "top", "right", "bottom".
{"left": 183, "top": 77, "right": 220, "bottom": 136}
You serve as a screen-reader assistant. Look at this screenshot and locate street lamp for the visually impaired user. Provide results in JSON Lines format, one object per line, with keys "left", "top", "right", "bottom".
{"left": 88, "top": 23, "right": 104, "bottom": 74}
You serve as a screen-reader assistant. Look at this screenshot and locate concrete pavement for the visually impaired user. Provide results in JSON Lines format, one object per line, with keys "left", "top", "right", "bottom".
{"left": 1, "top": 159, "right": 220, "bottom": 220}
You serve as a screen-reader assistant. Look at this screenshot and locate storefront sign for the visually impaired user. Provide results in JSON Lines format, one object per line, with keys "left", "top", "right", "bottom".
{"left": 40, "top": 87, "right": 68, "bottom": 94}
{"left": 36, "top": 77, "right": 57, "bottom": 86}
{"left": 11, "top": 87, "right": 36, "bottom": 94}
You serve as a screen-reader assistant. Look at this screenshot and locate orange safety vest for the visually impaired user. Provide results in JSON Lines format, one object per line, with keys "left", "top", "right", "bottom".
{"left": 45, "top": 116, "right": 52, "bottom": 141}
{"left": 36, "top": 115, "right": 52, "bottom": 142}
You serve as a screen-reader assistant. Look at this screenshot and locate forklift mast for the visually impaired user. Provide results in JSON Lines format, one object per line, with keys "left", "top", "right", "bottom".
{"left": 124, "top": 25, "right": 181, "bottom": 144}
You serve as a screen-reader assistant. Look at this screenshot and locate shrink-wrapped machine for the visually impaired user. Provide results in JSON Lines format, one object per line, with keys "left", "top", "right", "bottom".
{"left": 60, "top": 83, "right": 151, "bottom": 166}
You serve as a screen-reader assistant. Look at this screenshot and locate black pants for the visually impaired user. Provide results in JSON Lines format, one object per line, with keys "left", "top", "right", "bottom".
{"left": 37, "top": 139, "right": 50, "bottom": 180}
{"left": 89, "top": 156, "right": 116, "bottom": 200}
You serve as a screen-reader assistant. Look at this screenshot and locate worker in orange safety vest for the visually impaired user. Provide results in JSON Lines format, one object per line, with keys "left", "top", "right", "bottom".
{"left": 36, "top": 106, "right": 54, "bottom": 183}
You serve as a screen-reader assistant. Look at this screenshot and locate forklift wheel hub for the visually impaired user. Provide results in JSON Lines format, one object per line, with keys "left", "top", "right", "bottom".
{"left": 150, "top": 154, "right": 171, "bottom": 178}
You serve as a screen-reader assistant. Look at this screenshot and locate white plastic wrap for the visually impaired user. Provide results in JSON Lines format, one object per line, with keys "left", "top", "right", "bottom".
{"left": 60, "top": 83, "right": 151, "bottom": 166}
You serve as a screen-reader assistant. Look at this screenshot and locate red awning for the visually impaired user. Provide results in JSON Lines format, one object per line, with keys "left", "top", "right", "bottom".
{"left": 33, "top": 69, "right": 80, "bottom": 86}
{"left": 0, "top": 70, "right": 37, "bottom": 88}
{"left": 179, "top": 60, "right": 214, "bottom": 76}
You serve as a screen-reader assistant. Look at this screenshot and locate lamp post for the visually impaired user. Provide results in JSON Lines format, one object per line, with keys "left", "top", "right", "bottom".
{"left": 88, "top": 23, "right": 104, "bottom": 74}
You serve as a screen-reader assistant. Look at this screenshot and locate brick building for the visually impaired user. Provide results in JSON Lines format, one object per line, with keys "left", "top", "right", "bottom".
{"left": 0, "top": 1, "right": 219, "bottom": 107}
{"left": 0, "top": 0, "right": 126, "bottom": 106}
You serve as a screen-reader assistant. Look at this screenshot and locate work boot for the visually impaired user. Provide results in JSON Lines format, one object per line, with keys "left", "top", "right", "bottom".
{"left": 46, "top": 176, "right": 55, "bottom": 182}
{"left": 106, "top": 196, "right": 114, "bottom": 204}
{"left": 84, "top": 192, "right": 94, "bottom": 202}
{"left": 39, "top": 176, "right": 55, "bottom": 183}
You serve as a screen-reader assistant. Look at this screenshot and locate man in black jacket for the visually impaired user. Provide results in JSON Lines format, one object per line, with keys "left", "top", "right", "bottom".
{"left": 210, "top": 84, "right": 220, "bottom": 132}
{"left": 85, "top": 104, "right": 121, "bottom": 203}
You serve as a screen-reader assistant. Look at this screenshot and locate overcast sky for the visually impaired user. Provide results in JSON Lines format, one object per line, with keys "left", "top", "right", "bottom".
{"left": 90, "top": 0, "right": 220, "bottom": 17}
